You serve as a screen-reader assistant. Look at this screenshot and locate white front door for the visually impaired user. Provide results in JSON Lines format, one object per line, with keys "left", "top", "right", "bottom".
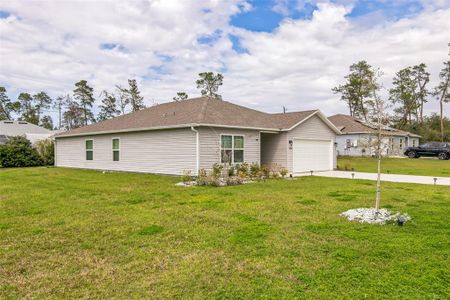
{"left": 293, "top": 139, "right": 333, "bottom": 173}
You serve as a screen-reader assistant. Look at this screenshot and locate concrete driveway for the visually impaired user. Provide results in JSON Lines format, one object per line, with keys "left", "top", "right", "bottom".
{"left": 295, "top": 170, "right": 450, "bottom": 186}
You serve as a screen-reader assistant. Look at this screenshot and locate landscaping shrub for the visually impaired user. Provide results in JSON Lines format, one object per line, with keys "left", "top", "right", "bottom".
{"left": 35, "top": 139, "right": 55, "bottom": 165}
{"left": 212, "top": 163, "right": 223, "bottom": 179}
{"left": 260, "top": 165, "right": 270, "bottom": 179}
{"left": 0, "top": 136, "right": 43, "bottom": 167}
{"left": 250, "top": 163, "right": 260, "bottom": 179}
{"left": 280, "top": 167, "right": 288, "bottom": 178}
{"left": 226, "top": 176, "right": 243, "bottom": 186}
{"left": 196, "top": 169, "right": 208, "bottom": 186}
{"left": 237, "top": 162, "right": 249, "bottom": 179}
{"left": 181, "top": 169, "right": 192, "bottom": 183}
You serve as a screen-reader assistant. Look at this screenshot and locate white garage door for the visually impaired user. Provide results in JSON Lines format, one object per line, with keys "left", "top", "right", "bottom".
{"left": 293, "top": 139, "right": 333, "bottom": 173}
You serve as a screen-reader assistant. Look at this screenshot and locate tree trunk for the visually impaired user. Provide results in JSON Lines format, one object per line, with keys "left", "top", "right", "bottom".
{"left": 375, "top": 118, "right": 381, "bottom": 213}
{"left": 440, "top": 99, "right": 444, "bottom": 142}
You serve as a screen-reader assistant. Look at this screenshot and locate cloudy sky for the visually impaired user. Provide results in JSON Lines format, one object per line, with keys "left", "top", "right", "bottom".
{"left": 0, "top": 0, "right": 449, "bottom": 118}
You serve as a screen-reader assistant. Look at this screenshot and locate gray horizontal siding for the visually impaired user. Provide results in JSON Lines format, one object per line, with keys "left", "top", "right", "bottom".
{"left": 198, "top": 127, "right": 260, "bottom": 169}
{"left": 55, "top": 128, "right": 196, "bottom": 175}
{"left": 260, "top": 132, "right": 288, "bottom": 168}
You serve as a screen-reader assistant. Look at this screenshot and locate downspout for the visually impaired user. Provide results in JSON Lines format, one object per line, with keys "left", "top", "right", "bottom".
{"left": 191, "top": 126, "right": 200, "bottom": 176}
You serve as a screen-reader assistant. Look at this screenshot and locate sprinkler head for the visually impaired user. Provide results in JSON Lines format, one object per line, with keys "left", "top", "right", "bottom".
{"left": 397, "top": 216, "right": 405, "bottom": 226}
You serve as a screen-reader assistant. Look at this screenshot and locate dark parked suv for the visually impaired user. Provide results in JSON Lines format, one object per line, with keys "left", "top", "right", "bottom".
{"left": 404, "top": 142, "right": 450, "bottom": 160}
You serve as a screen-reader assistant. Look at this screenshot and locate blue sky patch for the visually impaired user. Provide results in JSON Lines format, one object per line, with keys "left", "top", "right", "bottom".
{"left": 0, "top": 10, "right": 11, "bottom": 19}
{"left": 229, "top": 35, "right": 247, "bottom": 54}
{"left": 100, "top": 43, "right": 127, "bottom": 52}
{"left": 231, "top": 1, "right": 283, "bottom": 32}
{"left": 348, "top": 0, "right": 423, "bottom": 20}
{"left": 197, "top": 29, "right": 223, "bottom": 45}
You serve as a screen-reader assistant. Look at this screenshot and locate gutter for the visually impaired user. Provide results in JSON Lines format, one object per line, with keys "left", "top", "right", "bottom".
{"left": 190, "top": 126, "right": 200, "bottom": 176}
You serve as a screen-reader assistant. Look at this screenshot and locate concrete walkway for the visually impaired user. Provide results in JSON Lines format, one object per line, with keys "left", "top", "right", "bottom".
{"left": 295, "top": 170, "right": 450, "bottom": 186}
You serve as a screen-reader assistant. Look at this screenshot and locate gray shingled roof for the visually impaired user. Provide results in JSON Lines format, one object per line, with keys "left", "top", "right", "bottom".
{"left": 56, "top": 97, "right": 324, "bottom": 137}
{"left": 0, "top": 120, "right": 51, "bottom": 135}
{"left": 328, "top": 114, "right": 421, "bottom": 137}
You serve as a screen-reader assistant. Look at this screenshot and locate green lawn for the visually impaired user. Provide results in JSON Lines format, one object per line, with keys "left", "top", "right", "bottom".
{"left": 1, "top": 168, "right": 449, "bottom": 299}
{"left": 337, "top": 156, "right": 450, "bottom": 177}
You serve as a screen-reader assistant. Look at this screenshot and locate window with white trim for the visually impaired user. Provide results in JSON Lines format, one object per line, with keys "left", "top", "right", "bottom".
{"left": 86, "top": 140, "right": 93, "bottom": 160}
{"left": 399, "top": 138, "right": 403, "bottom": 149}
{"left": 112, "top": 138, "right": 120, "bottom": 161}
{"left": 221, "top": 135, "right": 244, "bottom": 164}
{"left": 413, "top": 139, "right": 416, "bottom": 147}
{"left": 389, "top": 138, "right": 394, "bottom": 150}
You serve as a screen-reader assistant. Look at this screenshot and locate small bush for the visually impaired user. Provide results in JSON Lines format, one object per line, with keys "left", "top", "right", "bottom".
{"left": 260, "top": 165, "right": 270, "bottom": 179}
{"left": 35, "top": 139, "right": 54, "bottom": 165}
{"left": 236, "top": 162, "right": 249, "bottom": 179}
{"left": 250, "top": 163, "right": 260, "bottom": 179}
{"left": 0, "top": 136, "right": 42, "bottom": 167}
{"left": 196, "top": 169, "right": 208, "bottom": 186}
{"left": 181, "top": 169, "right": 192, "bottom": 183}
{"left": 280, "top": 168, "right": 288, "bottom": 178}
{"left": 212, "top": 163, "right": 223, "bottom": 179}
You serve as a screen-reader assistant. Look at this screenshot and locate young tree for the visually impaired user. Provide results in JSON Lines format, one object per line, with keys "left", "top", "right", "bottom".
{"left": 98, "top": 90, "right": 120, "bottom": 121}
{"left": 63, "top": 97, "right": 84, "bottom": 130}
{"left": 40, "top": 115, "right": 54, "bottom": 130}
{"left": 32, "top": 91, "right": 52, "bottom": 124}
{"left": 73, "top": 80, "right": 95, "bottom": 126}
{"left": 366, "top": 69, "right": 388, "bottom": 213}
{"left": 196, "top": 72, "right": 223, "bottom": 99}
{"left": 411, "top": 63, "right": 430, "bottom": 123}
{"left": 126, "top": 79, "right": 145, "bottom": 112}
{"left": 389, "top": 67, "right": 417, "bottom": 128}
{"left": 0, "top": 87, "right": 19, "bottom": 120}
{"left": 173, "top": 92, "right": 189, "bottom": 101}
{"left": 53, "top": 95, "right": 68, "bottom": 129}
{"left": 433, "top": 61, "right": 450, "bottom": 142}
{"left": 17, "top": 92, "right": 38, "bottom": 124}
{"left": 332, "top": 61, "right": 378, "bottom": 121}
{"left": 115, "top": 85, "right": 129, "bottom": 115}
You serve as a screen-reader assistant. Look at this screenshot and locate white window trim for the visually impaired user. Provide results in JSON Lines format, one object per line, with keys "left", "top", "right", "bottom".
{"left": 112, "top": 137, "right": 120, "bottom": 161}
{"left": 85, "top": 139, "right": 94, "bottom": 161}
{"left": 219, "top": 134, "right": 245, "bottom": 164}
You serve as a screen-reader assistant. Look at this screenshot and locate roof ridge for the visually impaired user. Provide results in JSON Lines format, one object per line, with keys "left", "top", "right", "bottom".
{"left": 197, "top": 97, "right": 209, "bottom": 123}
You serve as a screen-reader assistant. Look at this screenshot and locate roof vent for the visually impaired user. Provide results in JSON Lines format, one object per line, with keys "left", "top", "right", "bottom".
{"left": 4, "top": 121, "right": 14, "bottom": 124}
{"left": 18, "top": 121, "right": 28, "bottom": 124}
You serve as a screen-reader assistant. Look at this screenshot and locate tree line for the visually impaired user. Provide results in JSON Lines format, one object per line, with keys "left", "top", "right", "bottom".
{"left": 333, "top": 60, "right": 450, "bottom": 142}
{"left": 0, "top": 71, "right": 224, "bottom": 130}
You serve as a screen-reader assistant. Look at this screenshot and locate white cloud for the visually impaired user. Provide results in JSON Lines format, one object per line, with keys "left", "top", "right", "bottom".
{"left": 0, "top": 0, "right": 449, "bottom": 120}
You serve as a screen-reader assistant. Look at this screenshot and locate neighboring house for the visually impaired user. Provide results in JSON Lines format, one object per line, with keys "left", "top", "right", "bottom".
{"left": 329, "top": 114, "right": 420, "bottom": 157}
{"left": 0, "top": 120, "right": 56, "bottom": 145}
{"left": 55, "top": 97, "right": 341, "bottom": 175}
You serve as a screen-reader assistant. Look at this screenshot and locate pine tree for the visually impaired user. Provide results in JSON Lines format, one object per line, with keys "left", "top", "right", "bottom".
{"left": 33, "top": 91, "right": 52, "bottom": 125}
{"left": 196, "top": 72, "right": 223, "bottom": 99}
{"left": 73, "top": 80, "right": 95, "bottom": 126}
{"left": 433, "top": 61, "right": 450, "bottom": 142}
{"left": 98, "top": 90, "right": 120, "bottom": 121}
{"left": 0, "top": 87, "right": 19, "bottom": 120}
{"left": 173, "top": 92, "right": 189, "bottom": 101}
{"left": 126, "top": 79, "right": 145, "bottom": 112}
{"left": 17, "top": 92, "right": 38, "bottom": 124}
{"left": 40, "top": 115, "right": 54, "bottom": 130}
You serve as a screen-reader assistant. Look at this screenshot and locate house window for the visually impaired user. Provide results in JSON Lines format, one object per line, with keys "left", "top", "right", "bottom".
{"left": 399, "top": 138, "right": 403, "bottom": 150}
{"left": 389, "top": 138, "right": 394, "bottom": 150}
{"left": 412, "top": 139, "right": 416, "bottom": 147}
{"left": 346, "top": 139, "right": 351, "bottom": 148}
{"left": 221, "top": 135, "right": 244, "bottom": 164}
{"left": 112, "top": 138, "right": 120, "bottom": 161}
{"left": 86, "top": 140, "right": 93, "bottom": 160}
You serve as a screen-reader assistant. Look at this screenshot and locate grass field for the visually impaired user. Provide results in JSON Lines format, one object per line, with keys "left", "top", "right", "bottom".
{"left": 337, "top": 156, "right": 450, "bottom": 177}
{"left": 1, "top": 167, "right": 449, "bottom": 299}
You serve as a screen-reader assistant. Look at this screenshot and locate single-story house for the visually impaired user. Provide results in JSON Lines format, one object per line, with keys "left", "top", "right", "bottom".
{"left": 55, "top": 97, "right": 341, "bottom": 175}
{"left": 0, "top": 120, "right": 56, "bottom": 145}
{"left": 328, "top": 114, "right": 420, "bottom": 157}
